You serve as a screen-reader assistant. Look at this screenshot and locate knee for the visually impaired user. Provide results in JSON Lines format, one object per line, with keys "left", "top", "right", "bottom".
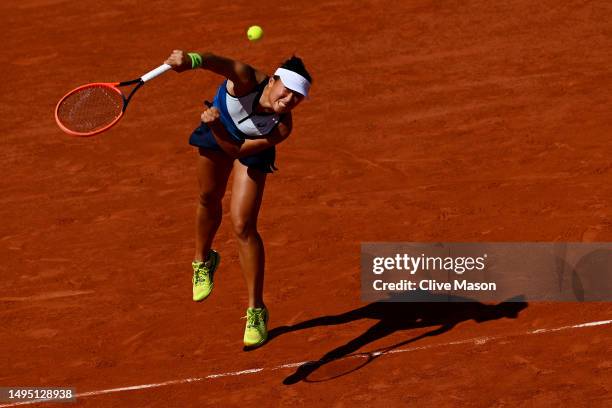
{"left": 232, "top": 217, "right": 257, "bottom": 241}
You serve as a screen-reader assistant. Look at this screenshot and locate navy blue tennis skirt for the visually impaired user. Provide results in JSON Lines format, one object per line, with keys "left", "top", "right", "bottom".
{"left": 189, "top": 123, "right": 277, "bottom": 174}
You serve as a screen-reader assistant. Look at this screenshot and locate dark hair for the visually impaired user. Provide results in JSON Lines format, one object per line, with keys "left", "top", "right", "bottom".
{"left": 279, "top": 55, "right": 312, "bottom": 84}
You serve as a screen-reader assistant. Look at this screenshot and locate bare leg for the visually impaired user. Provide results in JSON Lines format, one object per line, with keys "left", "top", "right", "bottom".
{"left": 194, "top": 148, "right": 233, "bottom": 262}
{"left": 230, "top": 162, "right": 267, "bottom": 309}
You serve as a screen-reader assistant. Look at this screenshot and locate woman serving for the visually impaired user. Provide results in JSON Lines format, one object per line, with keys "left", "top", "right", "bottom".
{"left": 165, "top": 50, "right": 312, "bottom": 349}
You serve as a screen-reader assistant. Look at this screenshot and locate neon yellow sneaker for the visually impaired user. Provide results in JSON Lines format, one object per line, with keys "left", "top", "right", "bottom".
{"left": 192, "top": 250, "right": 220, "bottom": 302}
{"left": 243, "top": 307, "right": 269, "bottom": 348}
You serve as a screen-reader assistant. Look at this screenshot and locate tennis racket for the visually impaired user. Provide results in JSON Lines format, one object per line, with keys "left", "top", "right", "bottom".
{"left": 55, "top": 64, "right": 172, "bottom": 137}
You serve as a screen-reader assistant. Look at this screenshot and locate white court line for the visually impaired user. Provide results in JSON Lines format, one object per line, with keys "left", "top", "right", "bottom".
{"left": 1, "top": 318, "right": 611, "bottom": 407}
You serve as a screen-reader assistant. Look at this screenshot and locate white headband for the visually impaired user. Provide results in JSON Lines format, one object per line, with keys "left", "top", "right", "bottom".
{"left": 274, "top": 68, "right": 311, "bottom": 97}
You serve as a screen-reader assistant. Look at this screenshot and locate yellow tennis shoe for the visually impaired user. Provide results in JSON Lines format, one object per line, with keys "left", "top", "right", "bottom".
{"left": 243, "top": 307, "right": 269, "bottom": 348}
{"left": 192, "top": 250, "right": 220, "bottom": 302}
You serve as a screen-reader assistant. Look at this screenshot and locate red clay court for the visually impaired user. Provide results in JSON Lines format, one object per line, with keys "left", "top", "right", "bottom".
{"left": 1, "top": 0, "right": 611, "bottom": 406}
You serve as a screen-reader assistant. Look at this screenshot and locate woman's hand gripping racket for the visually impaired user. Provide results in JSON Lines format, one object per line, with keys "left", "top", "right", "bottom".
{"left": 55, "top": 64, "right": 172, "bottom": 137}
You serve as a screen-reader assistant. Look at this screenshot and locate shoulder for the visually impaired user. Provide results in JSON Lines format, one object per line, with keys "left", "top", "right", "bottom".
{"left": 230, "top": 65, "right": 269, "bottom": 96}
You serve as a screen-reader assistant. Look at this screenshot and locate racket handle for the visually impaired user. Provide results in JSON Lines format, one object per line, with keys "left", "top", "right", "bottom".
{"left": 204, "top": 100, "right": 213, "bottom": 108}
{"left": 141, "top": 64, "right": 172, "bottom": 83}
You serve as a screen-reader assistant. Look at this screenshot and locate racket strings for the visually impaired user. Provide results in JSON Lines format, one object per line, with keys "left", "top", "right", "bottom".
{"left": 56, "top": 85, "right": 124, "bottom": 133}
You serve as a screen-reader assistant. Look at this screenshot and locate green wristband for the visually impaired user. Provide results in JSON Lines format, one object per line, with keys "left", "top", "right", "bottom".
{"left": 188, "top": 52, "right": 203, "bottom": 69}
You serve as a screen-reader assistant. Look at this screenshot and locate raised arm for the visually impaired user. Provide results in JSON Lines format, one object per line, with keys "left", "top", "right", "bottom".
{"left": 164, "top": 50, "right": 267, "bottom": 95}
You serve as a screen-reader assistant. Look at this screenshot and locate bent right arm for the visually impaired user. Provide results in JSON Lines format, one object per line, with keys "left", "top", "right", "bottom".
{"left": 164, "top": 50, "right": 266, "bottom": 95}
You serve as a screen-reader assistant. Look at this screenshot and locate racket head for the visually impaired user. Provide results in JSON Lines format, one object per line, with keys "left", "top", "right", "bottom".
{"left": 55, "top": 82, "right": 126, "bottom": 137}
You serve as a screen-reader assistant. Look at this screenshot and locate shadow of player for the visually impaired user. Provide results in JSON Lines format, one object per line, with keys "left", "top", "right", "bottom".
{"left": 272, "top": 292, "right": 527, "bottom": 385}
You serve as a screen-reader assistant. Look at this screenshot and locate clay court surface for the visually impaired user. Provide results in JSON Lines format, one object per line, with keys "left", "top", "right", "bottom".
{"left": 2, "top": 0, "right": 612, "bottom": 406}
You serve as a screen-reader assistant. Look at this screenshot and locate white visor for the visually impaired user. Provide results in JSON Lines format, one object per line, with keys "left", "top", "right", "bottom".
{"left": 274, "top": 67, "right": 311, "bottom": 97}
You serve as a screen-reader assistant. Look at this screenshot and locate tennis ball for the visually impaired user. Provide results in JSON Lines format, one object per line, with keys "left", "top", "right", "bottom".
{"left": 247, "top": 25, "right": 264, "bottom": 41}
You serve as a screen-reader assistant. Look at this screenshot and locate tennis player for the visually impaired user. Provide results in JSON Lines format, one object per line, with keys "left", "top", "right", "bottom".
{"left": 165, "top": 50, "right": 312, "bottom": 348}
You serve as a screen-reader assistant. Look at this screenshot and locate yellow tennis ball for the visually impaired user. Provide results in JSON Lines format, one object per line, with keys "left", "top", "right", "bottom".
{"left": 247, "top": 25, "right": 264, "bottom": 41}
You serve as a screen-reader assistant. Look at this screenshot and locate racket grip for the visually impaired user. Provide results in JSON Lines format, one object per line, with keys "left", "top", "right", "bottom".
{"left": 141, "top": 64, "right": 172, "bottom": 83}
{"left": 204, "top": 100, "right": 213, "bottom": 108}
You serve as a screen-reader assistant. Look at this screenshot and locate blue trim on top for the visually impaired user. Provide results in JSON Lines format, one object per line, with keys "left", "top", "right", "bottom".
{"left": 212, "top": 81, "right": 250, "bottom": 142}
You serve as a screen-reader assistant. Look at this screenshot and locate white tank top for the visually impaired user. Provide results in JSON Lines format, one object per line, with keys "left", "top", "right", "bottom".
{"left": 224, "top": 83, "right": 281, "bottom": 138}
